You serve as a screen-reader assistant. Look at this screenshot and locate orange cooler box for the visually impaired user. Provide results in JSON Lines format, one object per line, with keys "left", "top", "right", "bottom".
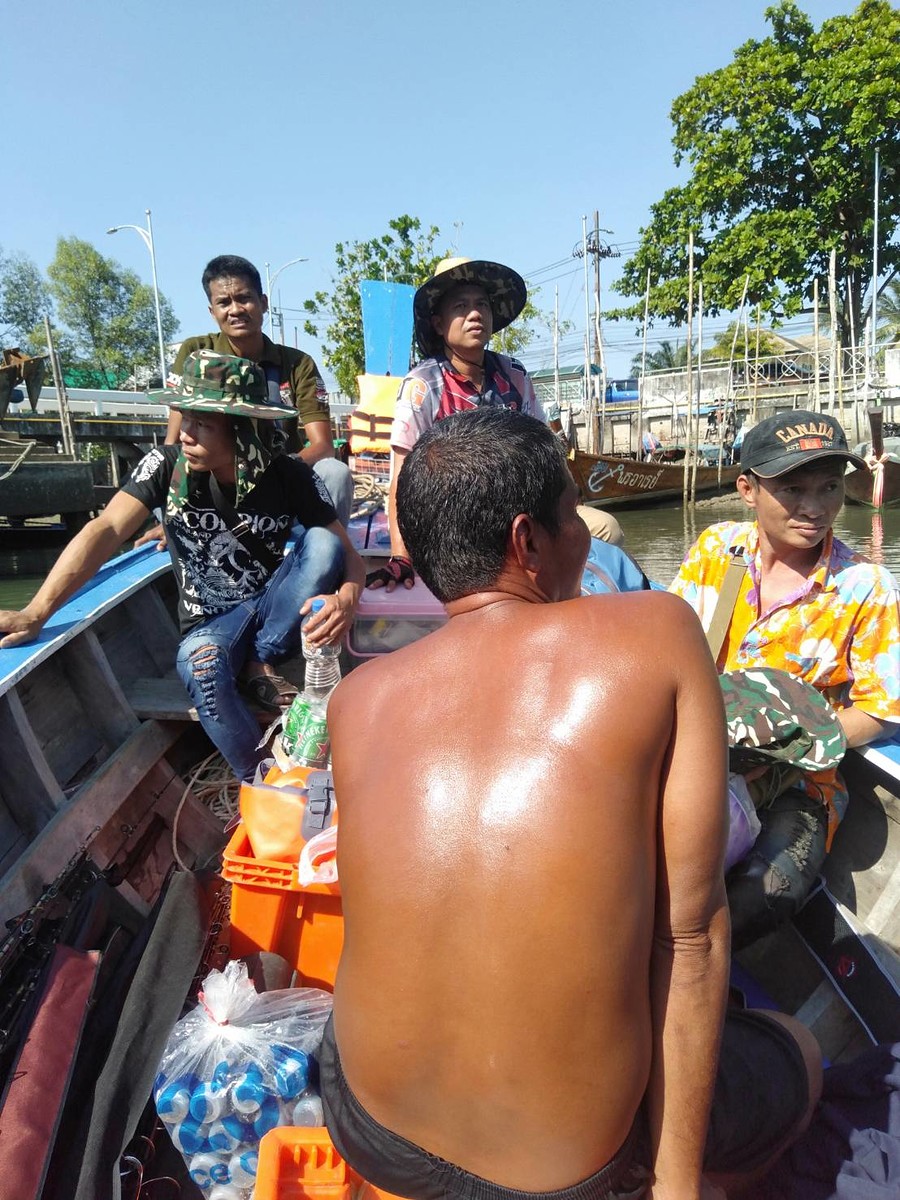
{"left": 256, "top": 1127, "right": 404, "bottom": 1200}
{"left": 347, "top": 580, "right": 446, "bottom": 659}
{"left": 222, "top": 826, "right": 343, "bottom": 990}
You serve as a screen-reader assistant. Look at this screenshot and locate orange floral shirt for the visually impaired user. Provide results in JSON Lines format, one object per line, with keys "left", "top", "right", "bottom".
{"left": 671, "top": 521, "right": 900, "bottom": 841}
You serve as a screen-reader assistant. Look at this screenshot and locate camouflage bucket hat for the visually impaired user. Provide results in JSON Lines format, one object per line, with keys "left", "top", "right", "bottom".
{"left": 720, "top": 667, "right": 847, "bottom": 774}
{"left": 414, "top": 257, "right": 527, "bottom": 358}
{"left": 151, "top": 350, "right": 298, "bottom": 420}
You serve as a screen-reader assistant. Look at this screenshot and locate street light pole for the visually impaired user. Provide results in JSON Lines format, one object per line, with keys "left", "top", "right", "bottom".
{"left": 107, "top": 209, "right": 168, "bottom": 387}
{"left": 264, "top": 257, "right": 308, "bottom": 340}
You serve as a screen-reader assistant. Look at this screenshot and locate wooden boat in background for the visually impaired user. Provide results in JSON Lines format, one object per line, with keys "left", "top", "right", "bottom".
{"left": 569, "top": 448, "right": 740, "bottom": 509}
{"left": 844, "top": 407, "right": 900, "bottom": 509}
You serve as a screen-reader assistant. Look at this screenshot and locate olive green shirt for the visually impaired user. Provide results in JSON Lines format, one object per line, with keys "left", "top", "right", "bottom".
{"left": 172, "top": 332, "right": 331, "bottom": 446}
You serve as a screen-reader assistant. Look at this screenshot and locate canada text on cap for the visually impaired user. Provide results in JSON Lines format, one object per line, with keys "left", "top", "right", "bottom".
{"left": 739, "top": 410, "right": 866, "bottom": 478}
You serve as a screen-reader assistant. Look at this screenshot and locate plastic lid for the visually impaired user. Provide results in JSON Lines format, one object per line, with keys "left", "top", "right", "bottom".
{"left": 311, "top": 598, "right": 326, "bottom": 613}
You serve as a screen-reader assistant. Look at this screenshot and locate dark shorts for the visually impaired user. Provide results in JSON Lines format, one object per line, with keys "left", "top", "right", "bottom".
{"left": 319, "top": 1009, "right": 808, "bottom": 1200}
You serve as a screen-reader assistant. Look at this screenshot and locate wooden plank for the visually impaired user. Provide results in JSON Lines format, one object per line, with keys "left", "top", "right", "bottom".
{"left": 125, "top": 676, "right": 198, "bottom": 721}
{"left": 120, "top": 583, "right": 180, "bottom": 673}
{"left": 0, "top": 688, "right": 66, "bottom": 834}
{"left": 13, "top": 654, "right": 108, "bottom": 788}
{"left": 61, "top": 628, "right": 141, "bottom": 744}
{"left": 0, "top": 718, "right": 184, "bottom": 925}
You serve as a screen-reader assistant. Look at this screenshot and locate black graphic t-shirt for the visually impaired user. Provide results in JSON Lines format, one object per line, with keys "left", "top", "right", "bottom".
{"left": 122, "top": 446, "right": 337, "bottom": 632}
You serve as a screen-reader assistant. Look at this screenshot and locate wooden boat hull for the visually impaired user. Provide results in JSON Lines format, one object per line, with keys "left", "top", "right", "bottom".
{"left": 844, "top": 461, "right": 900, "bottom": 508}
{"left": 570, "top": 450, "right": 740, "bottom": 509}
{"left": 0, "top": 546, "right": 226, "bottom": 927}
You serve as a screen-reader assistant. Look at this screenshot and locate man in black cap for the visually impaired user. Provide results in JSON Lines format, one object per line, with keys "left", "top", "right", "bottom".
{"left": 671, "top": 409, "right": 900, "bottom": 946}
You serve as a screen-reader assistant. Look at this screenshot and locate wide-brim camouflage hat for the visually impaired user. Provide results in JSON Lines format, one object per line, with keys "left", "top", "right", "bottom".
{"left": 149, "top": 350, "right": 297, "bottom": 420}
{"left": 414, "top": 257, "right": 527, "bottom": 358}
{"left": 720, "top": 667, "right": 847, "bottom": 773}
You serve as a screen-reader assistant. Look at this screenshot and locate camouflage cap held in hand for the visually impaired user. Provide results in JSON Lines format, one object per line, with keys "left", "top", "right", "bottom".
{"left": 152, "top": 350, "right": 298, "bottom": 421}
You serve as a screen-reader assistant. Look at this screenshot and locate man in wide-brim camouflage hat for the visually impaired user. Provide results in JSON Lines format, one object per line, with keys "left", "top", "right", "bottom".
{"left": 369, "top": 256, "right": 564, "bottom": 591}
{"left": 671, "top": 408, "right": 900, "bottom": 947}
{"left": 0, "top": 350, "right": 366, "bottom": 783}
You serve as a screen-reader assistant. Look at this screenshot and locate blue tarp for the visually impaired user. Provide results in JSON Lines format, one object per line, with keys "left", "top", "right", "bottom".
{"left": 360, "top": 281, "right": 415, "bottom": 377}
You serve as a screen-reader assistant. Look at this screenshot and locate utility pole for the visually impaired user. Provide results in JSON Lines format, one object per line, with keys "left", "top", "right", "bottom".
{"left": 573, "top": 215, "right": 620, "bottom": 455}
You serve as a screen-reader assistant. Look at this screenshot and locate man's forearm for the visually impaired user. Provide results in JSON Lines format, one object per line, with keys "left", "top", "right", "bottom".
{"left": 647, "top": 904, "right": 730, "bottom": 1199}
{"left": 24, "top": 519, "right": 129, "bottom": 625}
{"left": 838, "top": 706, "right": 894, "bottom": 749}
{"left": 387, "top": 466, "right": 411, "bottom": 560}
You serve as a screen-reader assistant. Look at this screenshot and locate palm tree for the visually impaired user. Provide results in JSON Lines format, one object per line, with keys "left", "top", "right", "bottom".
{"left": 876, "top": 280, "right": 900, "bottom": 346}
{"left": 630, "top": 339, "right": 694, "bottom": 374}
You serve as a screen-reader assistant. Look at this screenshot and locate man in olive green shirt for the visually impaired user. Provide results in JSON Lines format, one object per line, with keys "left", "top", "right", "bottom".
{"left": 165, "top": 255, "right": 352, "bottom": 523}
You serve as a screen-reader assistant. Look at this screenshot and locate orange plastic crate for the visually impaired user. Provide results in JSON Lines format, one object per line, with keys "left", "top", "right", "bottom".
{"left": 222, "top": 827, "right": 344, "bottom": 991}
{"left": 255, "top": 1127, "right": 406, "bottom": 1200}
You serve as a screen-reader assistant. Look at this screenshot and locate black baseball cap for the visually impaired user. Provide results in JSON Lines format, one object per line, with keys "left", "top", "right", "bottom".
{"left": 740, "top": 410, "right": 866, "bottom": 478}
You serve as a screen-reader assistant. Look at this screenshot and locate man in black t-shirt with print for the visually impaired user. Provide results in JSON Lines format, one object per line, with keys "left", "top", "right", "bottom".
{"left": 0, "top": 353, "right": 365, "bottom": 781}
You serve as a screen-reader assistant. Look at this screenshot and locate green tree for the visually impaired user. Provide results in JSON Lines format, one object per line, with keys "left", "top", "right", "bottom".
{"left": 611, "top": 1, "right": 900, "bottom": 347}
{"left": 46, "top": 236, "right": 178, "bottom": 386}
{"left": 0, "top": 250, "right": 52, "bottom": 351}
{"left": 304, "top": 216, "right": 447, "bottom": 397}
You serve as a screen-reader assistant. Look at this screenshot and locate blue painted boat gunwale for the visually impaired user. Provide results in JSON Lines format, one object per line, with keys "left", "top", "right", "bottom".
{"left": 0, "top": 546, "right": 172, "bottom": 700}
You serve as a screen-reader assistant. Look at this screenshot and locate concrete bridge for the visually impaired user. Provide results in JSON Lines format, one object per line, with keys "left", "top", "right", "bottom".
{"left": 1, "top": 387, "right": 168, "bottom": 446}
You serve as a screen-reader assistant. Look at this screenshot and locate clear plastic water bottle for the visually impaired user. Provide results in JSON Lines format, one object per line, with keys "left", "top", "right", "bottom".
{"left": 301, "top": 598, "right": 341, "bottom": 661}
{"left": 282, "top": 601, "right": 342, "bottom": 766}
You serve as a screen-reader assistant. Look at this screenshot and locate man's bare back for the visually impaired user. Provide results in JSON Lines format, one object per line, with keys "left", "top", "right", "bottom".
{"left": 329, "top": 587, "right": 729, "bottom": 1191}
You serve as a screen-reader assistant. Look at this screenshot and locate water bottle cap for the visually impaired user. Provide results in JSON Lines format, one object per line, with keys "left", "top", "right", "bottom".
{"left": 311, "top": 598, "right": 326, "bottom": 614}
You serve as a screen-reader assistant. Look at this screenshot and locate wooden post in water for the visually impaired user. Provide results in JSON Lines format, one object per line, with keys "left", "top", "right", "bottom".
{"left": 847, "top": 275, "right": 861, "bottom": 443}
{"left": 828, "top": 250, "right": 838, "bottom": 416}
{"left": 691, "top": 281, "right": 704, "bottom": 503}
{"left": 683, "top": 233, "right": 694, "bottom": 505}
{"left": 44, "top": 316, "right": 75, "bottom": 458}
{"left": 638, "top": 268, "right": 650, "bottom": 460}
{"left": 752, "top": 304, "right": 761, "bottom": 422}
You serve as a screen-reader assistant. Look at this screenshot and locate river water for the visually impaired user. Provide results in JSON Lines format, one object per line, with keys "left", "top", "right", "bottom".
{"left": 0, "top": 499, "right": 898, "bottom": 609}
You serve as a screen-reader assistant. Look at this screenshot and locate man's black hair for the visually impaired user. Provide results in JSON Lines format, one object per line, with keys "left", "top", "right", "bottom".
{"left": 396, "top": 408, "right": 568, "bottom": 603}
{"left": 202, "top": 256, "right": 264, "bottom": 300}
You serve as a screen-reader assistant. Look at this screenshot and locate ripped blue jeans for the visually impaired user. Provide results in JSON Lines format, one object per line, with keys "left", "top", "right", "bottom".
{"left": 175, "top": 526, "right": 344, "bottom": 781}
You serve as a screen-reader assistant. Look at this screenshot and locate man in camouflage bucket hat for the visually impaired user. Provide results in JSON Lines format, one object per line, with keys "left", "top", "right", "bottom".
{"left": 163, "top": 254, "right": 353, "bottom": 525}
{"left": 671, "top": 408, "right": 900, "bottom": 947}
{"left": 369, "top": 256, "right": 570, "bottom": 592}
{"left": 0, "top": 351, "right": 366, "bottom": 783}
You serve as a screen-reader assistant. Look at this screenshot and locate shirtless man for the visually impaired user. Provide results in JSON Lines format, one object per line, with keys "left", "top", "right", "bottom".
{"left": 324, "top": 408, "right": 821, "bottom": 1200}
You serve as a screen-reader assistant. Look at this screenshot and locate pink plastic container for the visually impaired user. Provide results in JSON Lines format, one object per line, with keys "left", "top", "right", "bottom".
{"left": 347, "top": 581, "right": 447, "bottom": 658}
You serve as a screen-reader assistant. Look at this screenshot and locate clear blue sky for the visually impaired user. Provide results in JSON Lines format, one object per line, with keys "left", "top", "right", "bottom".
{"left": 2, "top": 0, "right": 852, "bottom": 388}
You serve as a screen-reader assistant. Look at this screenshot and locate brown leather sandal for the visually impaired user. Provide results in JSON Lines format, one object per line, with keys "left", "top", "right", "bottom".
{"left": 240, "top": 672, "right": 298, "bottom": 713}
